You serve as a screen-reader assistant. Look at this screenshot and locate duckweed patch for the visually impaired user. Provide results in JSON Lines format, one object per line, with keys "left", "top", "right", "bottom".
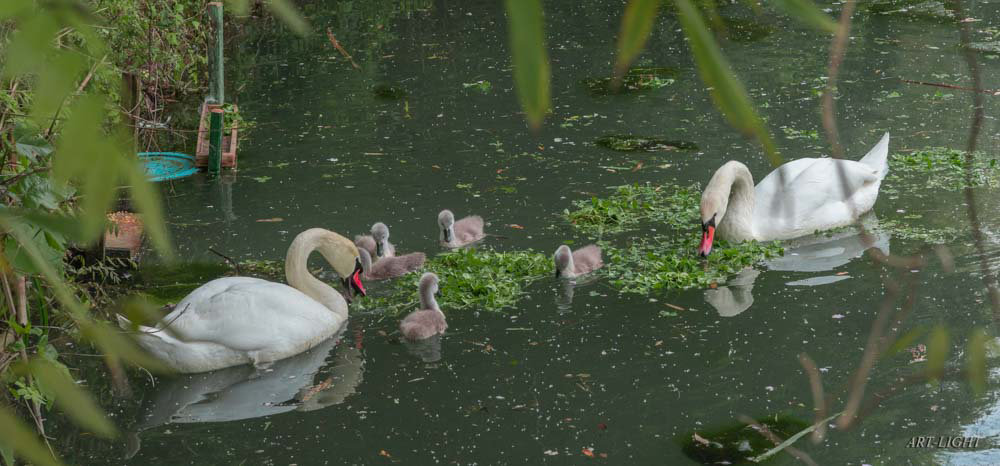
{"left": 357, "top": 248, "right": 551, "bottom": 316}
{"left": 885, "top": 147, "right": 1000, "bottom": 193}
{"left": 680, "top": 414, "right": 809, "bottom": 464}
{"left": 581, "top": 67, "right": 677, "bottom": 95}
{"left": 564, "top": 182, "right": 701, "bottom": 235}
{"left": 595, "top": 134, "right": 699, "bottom": 152}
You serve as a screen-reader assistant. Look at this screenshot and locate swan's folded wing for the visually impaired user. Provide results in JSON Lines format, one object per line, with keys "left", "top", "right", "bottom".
{"left": 165, "top": 278, "right": 338, "bottom": 352}
{"left": 755, "top": 158, "right": 879, "bottom": 237}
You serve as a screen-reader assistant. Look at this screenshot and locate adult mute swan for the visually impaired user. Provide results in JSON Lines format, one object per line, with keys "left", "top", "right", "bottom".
{"left": 698, "top": 133, "right": 890, "bottom": 256}
{"left": 119, "top": 228, "right": 367, "bottom": 373}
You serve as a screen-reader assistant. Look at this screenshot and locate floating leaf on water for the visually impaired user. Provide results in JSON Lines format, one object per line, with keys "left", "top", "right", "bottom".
{"left": 462, "top": 80, "right": 492, "bottom": 93}
{"left": 582, "top": 67, "right": 677, "bottom": 95}
{"left": 372, "top": 83, "right": 408, "bottom": 99}
{"left": 681, "top": 415, "right": 809, "bottom": 464}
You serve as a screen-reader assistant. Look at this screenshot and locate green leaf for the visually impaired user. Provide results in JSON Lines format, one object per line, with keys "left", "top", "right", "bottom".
{"left": 0, "top": 406, "right": 59, "bottom": 466}
{"left": 673, "top": 0, "right": 781, "bottom": 166}
{"left": 2, "top": 220, "right": 63, "bottom": 276}
{"left": 771, "top": 0, "right": 838, "bottom": 34}
{"left": 265, "top": 0, "right": 310, "bottom": 35}
{"left": 0, "top": 0, "right": 33, "bottom": 20}
{"left": 126, "top": 162, "right": 173, "bottom": 258}
{"left": 614, "top": 0, "right": 661, "bottom": 78}
{"left": 0, "top": 216, "right": 84, "bottom": 315}
{"left": 926, "top": 325, "right": 949, "bottom": 382}
{"left": 505, "top": 0, "right": 551, "bottom": 129}
{"left": 967, "top": 327, "right": 987, "bottom": 395}
{"left": 884, "top": 326, "right": 926, "bottom": 357}
{"left": 224, "top": 0, "right": 251, "bottom": 15}
{"left": 52, "top": 95, "right": 119, "bottom": 241}
{"left": 79, "top": 320, "right": 171, "bottom": 373}
{"left": 21, "top": 359, "right": 117, "bottom": 438}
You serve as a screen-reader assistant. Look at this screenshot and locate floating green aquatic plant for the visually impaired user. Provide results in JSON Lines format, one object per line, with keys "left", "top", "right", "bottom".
{"left": 877, "top": 220, "right": 964, "bottom": 245}
{"left": 563, "top": 182, "right": 783, "bottom": 294}
{"left": 595, "top": 134, "right": 699, "bottom": 152}
{"left": 602, "top": 237, "right": 783, "bottom": 294}
{"left": 581, "top": 67, "right": 677, "bottom": 95}
{"left": 357, "top": 248, "right": 551, "bottom": 315}
{"left": 462, "top": 80, "right": 492, "bottom": 93}
{"left": 564, "top": 182, "right": 701, "bottom": 235}
{"left": 885, "top": 147, "right": 1000, "bottom": 193}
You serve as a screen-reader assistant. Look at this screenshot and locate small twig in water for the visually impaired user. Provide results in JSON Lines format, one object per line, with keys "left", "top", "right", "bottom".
{"left": 325, "top": 28, "right": 361, "bottom": 71}
{"left": 209, "top": 247, "right": 242, "bottom": 275}
{"left": 798, "top": 353, "right": 827, "bottom": 444}
{"left": 900, "top": 78, "right": 1000, "bottom": 96}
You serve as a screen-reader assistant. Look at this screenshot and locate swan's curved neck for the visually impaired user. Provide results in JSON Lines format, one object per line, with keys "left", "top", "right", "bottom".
{"left": 709, "top": 162, "right": 756, "bottom": 241}
{"left": 419, "top": 285, "right": 440, "bottom": 312}
{"left": 285, "top": 230, "right": 348, "bottom": 318}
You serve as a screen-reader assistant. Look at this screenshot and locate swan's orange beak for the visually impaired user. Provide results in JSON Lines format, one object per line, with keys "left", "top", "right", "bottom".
{"left": 351, "top": 269, "right": 366, "bottom": 297}
{"left": 350, "top": 259, "right": 366, "bottom": 297}
{"left": 698, "top": 225, "right": 715, "bottom": 257}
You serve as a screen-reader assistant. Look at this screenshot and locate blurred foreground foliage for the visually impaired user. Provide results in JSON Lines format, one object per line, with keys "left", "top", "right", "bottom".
{"left": 0, "top": 0, "right": 306, "bottom": 463}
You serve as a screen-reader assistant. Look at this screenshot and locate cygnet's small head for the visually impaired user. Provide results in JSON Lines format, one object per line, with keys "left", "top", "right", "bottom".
{"left": 419, "top": 272, "right": 441, "bottom": 297}
{"left": 371, "top": 222, "right": 390, "bottom": 256}
{"left": 554, "top": 245, "right": 572, "bottom": 278}
{"left": 438, "top": 210, "right": 455, "bottom": 243}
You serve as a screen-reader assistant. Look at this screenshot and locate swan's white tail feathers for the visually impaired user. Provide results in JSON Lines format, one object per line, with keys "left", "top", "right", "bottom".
{"left": 859, "top": 132, "right": 890, "bottom": 180}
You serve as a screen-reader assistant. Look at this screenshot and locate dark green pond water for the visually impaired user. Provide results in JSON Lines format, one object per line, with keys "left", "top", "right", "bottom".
{"left": 55, "top": 1, "right": 1000, "bottom": 464}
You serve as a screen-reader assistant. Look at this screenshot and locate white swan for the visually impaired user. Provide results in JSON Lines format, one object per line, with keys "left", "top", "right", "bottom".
{"left": 698, "top": 133, "right": 890, "bottom": 255}
{"left": 118, "top": 228, "right": 366, "bottom": 373}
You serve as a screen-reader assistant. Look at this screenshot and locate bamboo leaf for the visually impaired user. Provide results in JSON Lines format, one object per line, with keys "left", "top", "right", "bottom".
{"left": 884, "top": 325, "right": 927, "bottom": 358}
{"left": 0, "top": 407, "right": 60, "bottom": 466}
{"left": 505, "top": 0, "right": 551, "bottom": 129}
{"left": 673, "top": 0, "right": 781, "bottom": 166}
{"left": 771, "top": 0, "right": 838, "bottom": 34}
{"left": 614, "top": 0, "right": 661, "bottom": 78}
{"left": 79, "top": 320, "right": 171, "bottom": 373}
{"left": 126, "top": 161, "right": 174, "bottom": 258}
{"left": 967, "top": 327, "right": 987, "bottom": 395}
{"left": 266, "top": 0, "right": 310, "bottom": 35}
{"left": 224, "top": 0, "right": 251, "bottom": 15}
{"left": 23, "top": 359, "right": 117, "bottom": 438}
{"left": 0, "top": 0, "right": 33, "bottom": 20}
{"left": 0, "top": 216, "right": 86, "bottom": 315}
{"left": 926, "top": 325, "right": 950, "bottom": 382}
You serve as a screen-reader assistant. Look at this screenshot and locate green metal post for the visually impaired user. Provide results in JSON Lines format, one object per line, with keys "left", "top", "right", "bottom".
{"left": 208, "top": 108, "right": 223, "bottom": 175}
{"left": 208, "top": 2, "right": 224, "bottom": 104}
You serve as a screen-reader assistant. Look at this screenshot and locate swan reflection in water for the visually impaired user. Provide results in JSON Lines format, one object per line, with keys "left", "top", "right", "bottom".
{"left": 125, "top": 333, "right": 363, "bottom": 458}
{"left": 555, "top": 274, "right": 601, "bottom": 312}
{"left": 706, "top": 214, "right": 890, "bottom": 317}
{"left": 403, "top": 333, "right": 443, "bottom": 363}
